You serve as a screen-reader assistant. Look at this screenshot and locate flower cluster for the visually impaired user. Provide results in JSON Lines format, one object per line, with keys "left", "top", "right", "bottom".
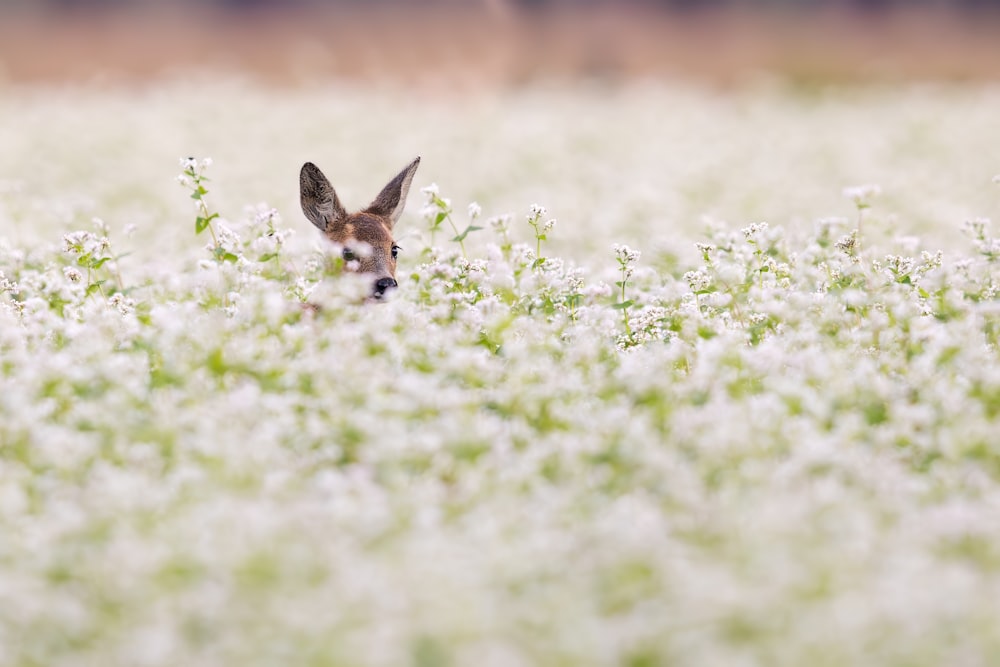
{"left": 3, "top": 82, "right": 1000, "bottom": 667}
{"left": 4, "top": 165, "right": 1000, "bottom": 665}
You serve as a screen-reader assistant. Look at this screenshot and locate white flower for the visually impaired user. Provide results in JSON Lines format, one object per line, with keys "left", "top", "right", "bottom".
{"left": 613, "top": 243, "right": 640, "bottom": 265}
{"left": 420, "top": 183, "right": 440, "bottom": 197}
{"left": 108, "top": 292, "right": 135, "bottom": 315}
{"left": 843, "top": 184, "right": 882, "bottom": 207}
{"left": 254, "top": 206, "right": 280, "bottom": 226}
{"left": 63, "top": 267, "right": 83, "bottom": 283}
{"left": 835, "top": 233, "right": 858, "bottom": 253}
{"left": 684, "top": 268, "right": 712, "bottom": 292}
{"left": 467, "top": 202, "right": 482, "bottom": 219}
{"left": 964, "top": 218, "right": 990, "bottom": 239}
{"left": 0, "top": 271, "right": 16, "bottom": 294}
{"left": 529, "top": 203, "right": 547, "bottom": 218}
{"left": 741, "top": 221, "right": 769, "bottom": 241}
{"left": 489, "top": 215, "right": 511, "bottom": 234}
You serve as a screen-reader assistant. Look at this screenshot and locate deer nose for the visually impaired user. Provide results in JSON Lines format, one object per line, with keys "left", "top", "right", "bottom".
{"left": 374, "top": 277, "right": 398, "bottom": 296}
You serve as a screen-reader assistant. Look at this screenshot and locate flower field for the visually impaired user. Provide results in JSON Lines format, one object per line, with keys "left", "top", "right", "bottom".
{"left": 1, "top": 81, "right": 1000, "bottom": 666}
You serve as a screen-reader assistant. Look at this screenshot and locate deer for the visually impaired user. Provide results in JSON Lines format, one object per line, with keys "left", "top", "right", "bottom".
{"left": 299, "top": 157, "right": 420, "bottom": 300}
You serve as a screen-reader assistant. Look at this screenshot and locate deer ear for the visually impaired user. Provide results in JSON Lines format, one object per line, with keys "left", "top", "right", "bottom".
{"left": 300, "top": 162, "right": 346, "bottom": 232}
{"left": 364, "top": 157, "right": 420, "bottom": 228}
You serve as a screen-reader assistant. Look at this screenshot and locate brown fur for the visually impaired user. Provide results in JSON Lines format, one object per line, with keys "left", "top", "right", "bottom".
{"left": 300, "top": 157, "right": 420, "bottom": 298}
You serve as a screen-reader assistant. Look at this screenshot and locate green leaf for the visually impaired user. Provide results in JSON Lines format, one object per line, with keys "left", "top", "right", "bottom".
{"left": 90, "top": 257, "right": 111, "bottom": 269}
{"left": 258, "top": 253, "right": 277, "bottom": 263}
{"left": 85, "top": 281, "right": 104, "bottom": 297}
{"left": 451, "top": 225, "right": 484, "bottom": 243}
{"left": 195, "top": 213, "right": 218, "bottom": 234}
{"left": 532, "top": 258, "right": 546, "bottom": 269}
{"left": 612, "top": 300, "right": 634, "bottom": 310}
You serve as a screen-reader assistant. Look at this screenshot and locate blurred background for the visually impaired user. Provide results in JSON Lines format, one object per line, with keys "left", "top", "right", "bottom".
{"left": 1, "top": 0, "right": 999, "bottom": 87}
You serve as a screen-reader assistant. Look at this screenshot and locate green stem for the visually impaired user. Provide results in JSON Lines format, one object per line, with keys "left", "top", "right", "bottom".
{"left": 445, "top": 212, "right": 466, "bottom": 257}
{"left": 621, "top": 265, "right": 632, "bottom": 339}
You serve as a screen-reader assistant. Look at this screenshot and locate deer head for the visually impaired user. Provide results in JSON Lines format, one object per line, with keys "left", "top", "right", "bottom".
{"left": 300, "top": 157, "right": 420, "bottom": 299}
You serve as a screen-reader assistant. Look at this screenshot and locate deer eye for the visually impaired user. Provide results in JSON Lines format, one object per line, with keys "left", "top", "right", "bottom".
{"left": 342, "top": 248, "right": 356, "bottom": 262}
{"left": 391, "top": 244, "right": 400, "bottom": 260}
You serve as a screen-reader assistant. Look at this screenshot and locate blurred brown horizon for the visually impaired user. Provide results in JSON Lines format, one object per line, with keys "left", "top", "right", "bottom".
{"left": 2, "top": 3, "right": 1000, "bottom": 86}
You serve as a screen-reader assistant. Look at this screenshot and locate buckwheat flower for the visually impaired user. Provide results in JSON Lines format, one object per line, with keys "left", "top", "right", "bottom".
{"left": 613, "top": 244, "right": 640, "bottom": 265}
{"left": 920, "top": 250, "right": 943, "bottom": 270}
{"left": 883, "top": 254, "right": 914, "bottom": 277}
{"left": 254, "top": 206, "right": 280, "bottom": 226}
{"left": 467, "top": 202, "right": 482, "bottom": 219}
{"left": 993, "top": 174, "right": 1000, "bottom": 184}
{"left": 0, "top": 271, "right": 16, "bottom": 293}
{"left": 108, "top": 292, "right": 134, "bottom": 315}
{"left": 843, "top": 184, "right": 882, "bottom": 207}
{"left": 420, "top": 183, "right": 440, "bottom": 197}
{"left": 201, "top": 157, "right": 213, "bottom": 168}
{"left": 963, "top": 218, "right": 990, "bottom": 239}
{"left": 489, "top": 214, "right": 511, "bottom": 234}
{"left": 179, "top": 157, "right": 197, "bottom": 170}
{"left": 62, "top": 230, "right": 92, "bottom": 253}
{"left": 684, "top": 268, "right": 712, "bottom": 292}
{"left": 835, "top": 233, "right": 857, "bottom": 254}
{"left": 529, "top": 203, "right": 547, "bottom": 218}
{"left": 217, "top": 224, "right": 241, "bottom": 247}
{"left": 289, "top": 276, "right": 315, "bottom": 302}
{"left": 63, "top": 267, "right": 83, "bottom": 283}
{"left": 741, "top": 221, "right": 769, "bottom": 241}
{"left": 419, "top": 204, "right": 440, "bottom": 220}
{"left": 543, "top": 219, "right": 557, "bottom": 232}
